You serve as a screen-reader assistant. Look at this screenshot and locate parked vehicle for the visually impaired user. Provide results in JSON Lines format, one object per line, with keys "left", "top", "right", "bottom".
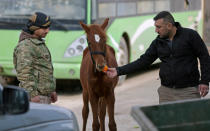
{"left": 0, "top": 85, "right": 79, "bottom": 131}
{"left": 0, "top": 0, "right": 202, "bottom": 86}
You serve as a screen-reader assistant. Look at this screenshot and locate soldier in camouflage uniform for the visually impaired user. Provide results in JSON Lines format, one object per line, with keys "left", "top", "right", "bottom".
{"left": 13, "top": 12, "right": 57, "bottom": 104}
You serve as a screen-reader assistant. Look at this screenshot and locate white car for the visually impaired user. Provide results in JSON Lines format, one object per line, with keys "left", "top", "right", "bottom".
{"left": 0, "top": 85, "right": 79, "bottom": 131}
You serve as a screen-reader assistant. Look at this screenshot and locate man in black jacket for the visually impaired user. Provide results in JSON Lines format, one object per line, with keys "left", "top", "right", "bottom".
{"left": 106, "top": 11, "right": 210, "bottom": 103}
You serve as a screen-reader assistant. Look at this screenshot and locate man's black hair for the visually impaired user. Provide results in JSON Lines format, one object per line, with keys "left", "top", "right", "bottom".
{"left": 153, "top": 11, "right": 175, "bottom": 25}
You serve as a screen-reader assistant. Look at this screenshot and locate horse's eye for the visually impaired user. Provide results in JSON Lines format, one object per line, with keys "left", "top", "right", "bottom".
{"left": 94, "top": 34, "right": 100, "bottom": 43}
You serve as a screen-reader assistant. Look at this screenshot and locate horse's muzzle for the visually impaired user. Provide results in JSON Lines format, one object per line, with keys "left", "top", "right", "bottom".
{"left": 96, "top": 63, "right": 106, "bottom": 72}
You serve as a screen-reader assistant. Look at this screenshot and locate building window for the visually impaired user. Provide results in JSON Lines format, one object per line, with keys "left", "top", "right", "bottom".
{"left": 137, "top": 1, "right": 154, "bottom": 14}
{"left": 117, "top": 2, "right": 136, "bottom": 16}
{"left": 155, "top": 0, "right": 170, "bottom": 12}
{"left": 99, "top": 3, "right": 116, "bottom": 18}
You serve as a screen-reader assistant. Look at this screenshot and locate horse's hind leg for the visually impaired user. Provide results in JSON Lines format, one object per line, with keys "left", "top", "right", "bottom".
{"left": 98, "top": 97, "right": 106, "bottom": 131}
{"left": 107, "top": 92, "right": 117, "bottom": 131}
{"left": 82, "top": 89, "right": 89, "bottom": 131}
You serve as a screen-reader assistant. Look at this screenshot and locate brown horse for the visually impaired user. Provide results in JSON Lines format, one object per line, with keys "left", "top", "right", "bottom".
{"left": 80, "top": 18, "right": 118, "bottom": 131}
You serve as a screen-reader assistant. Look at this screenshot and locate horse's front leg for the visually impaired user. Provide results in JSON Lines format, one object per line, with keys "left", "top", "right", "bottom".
{"left": 82, "top": 89, "right": 89, "bottom": 131}
{"left": 98, "top": 97, "right": 106, "bottom": 131}
{"left": 90, "top": 94, "right": 100, "bottom": 131}
{"left": 107, "top": 90, "right": 117, "bottom": 131}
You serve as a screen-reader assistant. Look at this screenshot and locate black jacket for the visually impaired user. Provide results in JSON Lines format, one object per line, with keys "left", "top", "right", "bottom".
{"left": 117, "top": 22, "right": 210, "bottom": 88}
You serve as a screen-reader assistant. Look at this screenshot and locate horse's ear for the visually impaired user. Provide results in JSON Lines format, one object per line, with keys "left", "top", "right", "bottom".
{"left": 79, "top": 21, "right": 90, "bottom": 33}
{"left": 101, "top": 18, "right": 109, "bottom": 30}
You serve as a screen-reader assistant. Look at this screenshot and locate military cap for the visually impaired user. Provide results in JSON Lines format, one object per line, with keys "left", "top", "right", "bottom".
{"left": 27, "top": 12, "right": 51, "bottom": 31}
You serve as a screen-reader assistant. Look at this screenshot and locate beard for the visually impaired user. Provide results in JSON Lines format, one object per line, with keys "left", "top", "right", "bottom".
{"left": 40, "top": 33, "right": 48, "bottom": 38}
{"left": 160, "top": 34, "right": 169, "bottom": 39}
{"left": 159, "top": 31, "right": 170, "bottom": 39}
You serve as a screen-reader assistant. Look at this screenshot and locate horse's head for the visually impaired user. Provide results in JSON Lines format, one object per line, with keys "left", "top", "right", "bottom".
{"left": 80, "top": 18, "right": 109, "bottom": 72}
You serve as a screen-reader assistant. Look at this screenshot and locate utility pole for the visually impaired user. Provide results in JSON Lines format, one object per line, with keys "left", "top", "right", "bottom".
{"left": 202, "top": 0, "right": 210, "bottom": 49}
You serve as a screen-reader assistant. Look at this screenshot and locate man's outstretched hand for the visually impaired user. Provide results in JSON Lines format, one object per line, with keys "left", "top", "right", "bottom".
{"left": 105, "top": 67, "right": 117, "bottom": 78}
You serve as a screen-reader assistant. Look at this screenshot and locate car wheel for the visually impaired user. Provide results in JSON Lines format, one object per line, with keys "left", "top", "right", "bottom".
{"left": 117, "top": 37, "right": 129, "bottom": 85}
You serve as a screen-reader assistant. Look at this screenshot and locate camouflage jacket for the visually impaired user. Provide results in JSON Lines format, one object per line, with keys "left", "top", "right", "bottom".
{"left": 13, "top": 31, "right": 56, "bottom": 98}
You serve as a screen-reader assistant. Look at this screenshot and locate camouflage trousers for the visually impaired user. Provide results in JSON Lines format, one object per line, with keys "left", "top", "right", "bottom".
{"left": 39, "top": 95, "right": 51, "bottom": 104}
